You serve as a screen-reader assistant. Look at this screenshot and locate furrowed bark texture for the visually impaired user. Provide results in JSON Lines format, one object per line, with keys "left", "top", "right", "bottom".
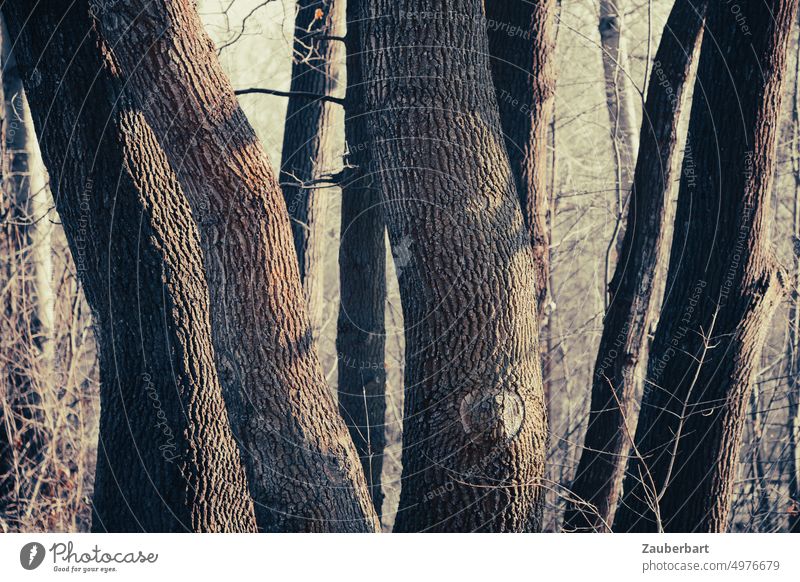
{"left": 485, "top": 0, "right": 557, "bottom": 320}
{"left": 563, "top": 0, "right": 707, "bottom": 532}
{"left": 362, "top": 0, "right": 548, "bottom": 532}
{"left": 1, "top": 1, "right": 257, "bottom": 532}
{"left": 614, "top": 0, "right": 797, "bottom": 533}
{"left": 0, "top": 19, "right": 53, "bottom": 524}
{"left": 280, "top": 0, "right": 340, "bottom": 330}
{"left": 336, "top": 0, "right": 387, "bottom": 519}
{"left": 93, "top": 0, "right": 378, "bottom": 532}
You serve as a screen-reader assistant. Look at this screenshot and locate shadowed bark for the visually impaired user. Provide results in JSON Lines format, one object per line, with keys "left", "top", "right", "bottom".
{"left": 614, "top": 0, "right": 797, "bottom": 533}
{"left": 486, "top": 0, "right": 557, "bottom": 320}
{"left": 336, "top": 0, "right": 387, "bottom": 519}
{"left": 1, "top": 1, "right": 257, "bottom": 532}
{"left": 92, "top": 0, "right": 378, "bottom": 532}
{"left": 362, "top": 0, "right": 547, "bottom": 532}
{"left": 563, "top": 0, "right": 707, "bottom": 532}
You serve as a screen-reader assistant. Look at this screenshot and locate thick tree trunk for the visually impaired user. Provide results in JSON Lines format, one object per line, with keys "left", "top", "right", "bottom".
{"left": 336, "top": 0, "right": 387, "bottom": 519}
{"left": 93, "top": 0, "right": 378, "bottom": 532}
{"left": 563, "top": 0, "right": 707, "bottom": 532}
{"left": 614, "top": 0, "right": 797, "bottom": 533}
{"left": 280, "top": 0, "right": 340, "bottom": 331}
{"left": 0, "top": 19, "right": 53, "bottom": 525}
{"left": 1, "top": 1, "right": 257, "bottom": 532}
{"left": 361, "top": 0, "right": 548, "bottom": 532}
{"left": 485, "top": 0, "right": 557, "bottom": 320}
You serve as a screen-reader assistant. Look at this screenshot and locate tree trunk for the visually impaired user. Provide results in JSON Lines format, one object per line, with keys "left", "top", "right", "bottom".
{"left": 1, "top": 1, "right": 258, "bottom": 532}
{"left": 336, "top": 0, "right": 387, "bottom": 519}
{"left": 0, "top": 18, "right": 54, "bottom": 525}
{"left": 485, "top": 0, "right": 557, "bottom": 320}
{"left": 93, "top": 0, "right": 378, "bottom": 532}
{"left": 280, "top": 0, "right": 340, "bottom": 332}
{"left": 563, "top": 0, "right": 707, "bottom": 532}
{"left": 786, "top": 17, "right": 800, "bottom": 535}
{"left": 361, "top": 0, "right": 547, "bottom": 532}
{"left": 614, "top": 0, "right": 797, "bottom": 533}
{"left": 599, "top": 0, "right": 640, "bottom": 288}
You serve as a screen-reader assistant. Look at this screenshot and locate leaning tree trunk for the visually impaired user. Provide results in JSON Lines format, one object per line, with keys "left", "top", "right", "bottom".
{"left": 0, "top": 18, "right": 53, "bottom": 526}
{"left": 336, "top": 0, "right": 387, "bottom": 519}
{"left": 361, "top": 0, "right": 548, "bottom": 532}
{"left": 93, "top": 0, "right": 378, "bottom": 532}
{"left": 614, "top": 0, "right": 797, "bottom": 533}
{"left": 280, "top": 0, "right": 341, "bottom": 331}
{"left": 563, "top": 0, "right": 707, "bottom": 532}
{"left": 1, "top": 1, "right": 258, "bottom": 532}
{"left": 485, "top": 0, "right": 557, "bottom": 321}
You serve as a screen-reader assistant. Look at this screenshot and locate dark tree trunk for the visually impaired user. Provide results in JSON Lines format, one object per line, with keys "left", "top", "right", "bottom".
{"left": 563, "top": 0, "right": 707, "bottom": 532}
{"left": 361, "top": 0, "right": 548, "bottom": 532}
{"left": 485, "top": 0, "right": 557, "bottom": 320}
{"left": 1, "top": 1, "right": 257, "bottom": 532}
{"left": 336, "top": 0, "right": 387, "bottom": 519}
{"left": 280, "top": 0, "right": 340, "bottom": 331}
{"left": 93, "top": 0, "right": 378, "bottom": 532}
{"left": 614, "top": 0, "right": 797, "bottom": 533}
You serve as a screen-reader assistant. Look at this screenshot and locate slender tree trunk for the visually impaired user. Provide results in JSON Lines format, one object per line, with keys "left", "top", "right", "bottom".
{"left": 786, "top": 17, "right": 800, "bottom": 535}
{"left": 563, "top": 0, "right": 707, "bottom": 532}
{"left": 361, "top": 0, "right": 547, "bottom": 532}
{"left": 280, "top": 0, "right": 340, "bottom": 331}
{"left": 336, "top": 0, "right": 387, "bottom": 519}
{"left": 614, "top": 0, "right": 797, "bottom": 533}
{"left": 599, "top": 0, "right": 640, "bottom": 290}
{"left": 0, "top": 18, "right": 53, "bottom": 525}
{"left": 485, "top": 0, "right": 557, "bottom": 320}
{"left": 1, "top": 1, "right": 258, "bottom": 532}
{"left": 93, "top": 0, "right": 378, "bottom": 532}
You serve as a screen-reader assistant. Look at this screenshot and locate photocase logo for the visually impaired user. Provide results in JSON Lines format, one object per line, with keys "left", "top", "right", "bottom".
{"left": 20, "top": 542, "right": 46, "bottom": 570}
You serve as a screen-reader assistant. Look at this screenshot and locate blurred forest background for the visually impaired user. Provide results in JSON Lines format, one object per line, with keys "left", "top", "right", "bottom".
{"left": 2, "top": 0, "right": 799, "bottom": 532}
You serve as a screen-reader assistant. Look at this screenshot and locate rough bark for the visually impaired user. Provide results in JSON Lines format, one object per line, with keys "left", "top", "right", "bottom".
{"left": 0, "top": 18, "right": 53, "bottom": 524}
{"left": 93, "top": 0, "right": 378, "bottom": 532}
{"left": 485, "top": 0, "right": 557, "bottom": 320}
{"left": 1, "top": 1, "right": 258, "bottom": 532}
{"left": 361, "top": 0, "right": 547, "bottom": 532}
{"left": 336, "top": 0, "right": 387, "bottom": 519}
{"left": 563, "top": 0, "right": 707, "bottom": 532}
{"left": 614, "top": 0, "right": 797, "bottom": 533}
{"left": 280, "top": 0, "right": 340, "bottom": 331}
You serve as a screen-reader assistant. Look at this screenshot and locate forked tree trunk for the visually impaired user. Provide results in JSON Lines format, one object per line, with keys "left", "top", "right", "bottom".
{"left": 485, "top": 0, "right": 557, "bottom": 320}
{"left": 336, "top": 0, "right": 387, "bottom": 519}
{"left": 1, "top": 1, "right": 257, "bottom": 532}
{"left": 563, "top": 0, "right": 708, "bottom": 532}
{"left": 362, "top": 0, "right": 547, "bottom": 532}
{"left": 280, "top": 0, "right": 340, "bottom": 331}
{"left": 0, "top": 19, "right": 53, "bottom": 525}
{"left": 93, "top": 0, "right": 378, "bottom": 532}
{"left": 614, "top": 0, "right": 797, "bottom": 533}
